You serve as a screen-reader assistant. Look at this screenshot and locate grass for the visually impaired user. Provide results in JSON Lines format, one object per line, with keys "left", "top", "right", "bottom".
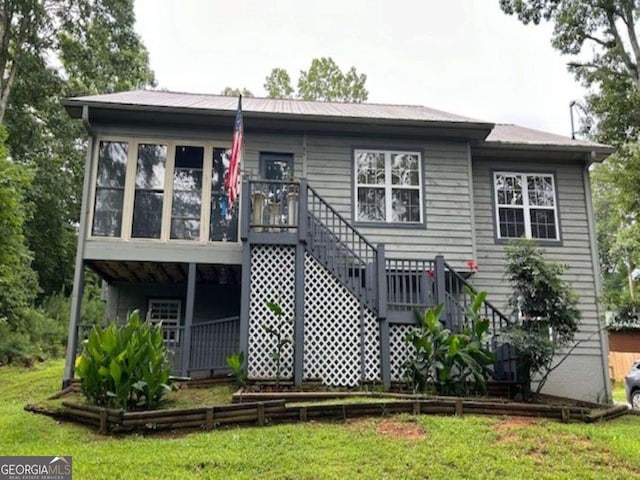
{"left": 2, "top": 360, "right": 640, "bottom": 479}
{"left": 612, "top": 381, "right": 627, "bottom": 404}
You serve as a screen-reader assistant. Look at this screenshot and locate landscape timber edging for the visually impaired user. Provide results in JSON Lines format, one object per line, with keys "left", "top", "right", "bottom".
{"left": 25, "top": 393, "right": 629, "bottom": 435}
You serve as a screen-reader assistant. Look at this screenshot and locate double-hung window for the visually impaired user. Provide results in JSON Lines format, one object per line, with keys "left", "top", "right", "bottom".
{"left": 493, "top": 172, "right": 560, "bottom": 241}
{"left": 355, "top": 149, "right": 423, "bottom": 224}
{"left": 92, "top": 141, "right": 128, "bottom": 237}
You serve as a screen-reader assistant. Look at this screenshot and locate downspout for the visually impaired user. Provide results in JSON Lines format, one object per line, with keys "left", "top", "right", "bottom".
{"left": 583, "top": 152, "right": 612, "bottom": 401}
{"left": 62, "top": 105, "right": 95, "bottom": 386}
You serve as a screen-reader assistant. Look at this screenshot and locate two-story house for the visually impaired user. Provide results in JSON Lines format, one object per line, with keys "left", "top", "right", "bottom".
{"left": 61, "top": 90, "right": 613, "bottom": 401}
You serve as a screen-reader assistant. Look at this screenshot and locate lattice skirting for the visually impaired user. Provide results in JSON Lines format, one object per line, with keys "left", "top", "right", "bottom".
{"left": 247, "top": 245, "right": 295, "bottom": 379}
{"left": 389, "top": 324, "right": 416, "bottom": 382}
{"left": 246, "top": 246, "right": 383, "bottom": 386}
{"left": 303, "top": 253, "right": 380, "bottom": 386}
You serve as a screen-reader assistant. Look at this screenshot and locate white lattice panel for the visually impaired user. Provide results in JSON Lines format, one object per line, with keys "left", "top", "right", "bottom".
{"left": 303, "top": 253, "right": 362, "bottom": 386}
{"left": 363, "top": 308, "right": 380, "bottom": 381}
{"left": 248, "top": 245, "right": 295, "bottom": 379}
{"left": 389, "top": 324, "right": 416, "bottom": 382}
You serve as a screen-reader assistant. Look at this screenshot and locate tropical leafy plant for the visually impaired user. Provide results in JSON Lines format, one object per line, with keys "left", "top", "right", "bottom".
{"left": 75, "top": 310, "right": 175, "bottom": 410}
{"left": 226, "top": 352, "right": 247, "bottom": 386}
{"left": 404, "top": 291, "right": 494, "bottom": 396}
{"left": 263, "top": 300, "right": 293, "bottom": 387}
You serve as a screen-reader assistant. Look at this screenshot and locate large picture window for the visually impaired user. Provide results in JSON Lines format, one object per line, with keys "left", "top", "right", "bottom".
{"left": 493, "top": 172, "right": 560, "bottom": 241}
{"left": 354, "top": 149, "right": 422, "bottom": 224}
{"left": 92, "top": 141, "right": 128, "bottom": 237}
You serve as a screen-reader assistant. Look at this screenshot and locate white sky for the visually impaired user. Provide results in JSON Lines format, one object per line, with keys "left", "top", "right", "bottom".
{"left": 134, "top": 0, "right": 586, "bottom": 136}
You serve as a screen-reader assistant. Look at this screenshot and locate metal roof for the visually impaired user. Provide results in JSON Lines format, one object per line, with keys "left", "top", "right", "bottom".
{"left": 64, "top": 89, "right": 490, "bottom": 125}
{"left": 64, "top": 90, "right": 613, "bottom": 157}
{"left": 486, "top": 123, "right": 610, "bottom": 149}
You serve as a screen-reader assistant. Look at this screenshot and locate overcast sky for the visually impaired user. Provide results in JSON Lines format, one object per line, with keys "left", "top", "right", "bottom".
{"left": 134, "top": 0, "right": 585, "bottom": 136}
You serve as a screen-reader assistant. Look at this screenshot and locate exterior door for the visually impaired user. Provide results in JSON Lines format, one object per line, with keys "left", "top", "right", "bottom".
{"left": 259, "top": 152, "right": 294, "bottom": 180}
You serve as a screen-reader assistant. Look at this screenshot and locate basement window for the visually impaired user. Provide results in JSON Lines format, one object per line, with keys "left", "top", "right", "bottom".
{"left": 147, "top": 299, "right": 181, "bottom": 343}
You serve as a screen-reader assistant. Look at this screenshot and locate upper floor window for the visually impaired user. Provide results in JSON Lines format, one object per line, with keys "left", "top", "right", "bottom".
{"left": 132, "top": 144, "right": 167, "bottom": 239}
{"left": 89, "top": 137, "right": 239, "bottom": 243}
{"left": 493, "top": 172, "right": 559, "bottom": 241}
{"left": 92, "top": 141, "right": 128, "bottom": 237}
{"left": 354, "top": 149, "right": 423, "bottom": 224}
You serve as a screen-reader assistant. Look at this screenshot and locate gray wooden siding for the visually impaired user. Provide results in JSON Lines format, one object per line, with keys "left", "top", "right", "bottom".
{"left": 105, "top": 283, "right": 240, "bottom": 323}
{"left": 305, "top": 135, "right": 474, "bottom": 264}
{"left": 471, "top": 158, "right": 602, "bottom": 354}
{"left": 84, "top": 123, "right": 473, "bottom": 266}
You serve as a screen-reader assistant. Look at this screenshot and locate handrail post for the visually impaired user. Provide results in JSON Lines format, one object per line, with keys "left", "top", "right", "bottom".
{"left": 376, "top": 244, "right": 387, "bottom": 319}
{"left": 298, "top": 179, "right": 308, "bottom": 243}
{"left": 240, "top": 179, "right": 250, "bottom": 241}
{"left": 434, "top": 255, "right": 446, "bottom": 307}
{"left": 434, "top": 255, "right": 449, "bottom": 328}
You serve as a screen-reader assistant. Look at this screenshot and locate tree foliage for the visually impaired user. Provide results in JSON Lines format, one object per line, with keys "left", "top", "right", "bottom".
{"left": 502, "top": 239, "right": 581, "bottom": 395}
{"left": 0, "top": 126, "right": 37, "bottom": 320}
{"left": 220, "top": 86, "right": 254, "bottom": 97}
{"left": 263, "top": 68, "right": 294, "bottom": 99}
{"left": 500, "top": 1, "right": 640, "bottom": 326}
{"left": 264, "top": 57, "right": 368, "bottom": 102}
{"left": 1, "top": 0, "right": 154, "bottom": 296}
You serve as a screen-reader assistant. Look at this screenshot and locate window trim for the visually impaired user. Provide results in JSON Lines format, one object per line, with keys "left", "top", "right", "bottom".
{"left": 147, "top": 298, "right": 182, "bottom": 343}
{"left": 352, "top": 147, "right": 425, "bottom": 228}
{"left": 491, "top": 170, "right": 562, "bottom": 245}
{"left": 87, "top": 135, "right": 239, "bottom": 244}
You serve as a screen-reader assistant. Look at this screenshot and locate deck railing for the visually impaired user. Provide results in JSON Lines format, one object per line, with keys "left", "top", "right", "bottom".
{"left": 385, "top": 258, "right": 436, "bottom": 311}
{"left": 247, "top": 179, "right": 300, "bottom": 231}
{"left": 306, "top": 184, "right": 380, "bottom": 311}
{"left": 242, "top": 178, "right": 520, "bottom": 383}
{"left": 189, "top": 316, "right": 240, "bottom": 372}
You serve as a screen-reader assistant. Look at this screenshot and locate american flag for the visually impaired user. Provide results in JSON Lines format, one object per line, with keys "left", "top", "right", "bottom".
{"left": 225, "top": 96, "right": 243, "bottom": 207}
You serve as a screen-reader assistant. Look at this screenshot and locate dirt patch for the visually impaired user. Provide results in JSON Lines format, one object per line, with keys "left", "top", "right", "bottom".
{"left": 375, "top": 418, "right": 426, "bottom": 441}
{"left": 494, "top": 417, "right": 540, "bottom": 444}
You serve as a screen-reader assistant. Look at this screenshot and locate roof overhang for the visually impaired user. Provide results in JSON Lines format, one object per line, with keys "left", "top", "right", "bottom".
{"left": 62, "top": 99, "right": 495, "bottom": 141}
{"left": 472, "top": 142, "right": 614, "bottom": 163}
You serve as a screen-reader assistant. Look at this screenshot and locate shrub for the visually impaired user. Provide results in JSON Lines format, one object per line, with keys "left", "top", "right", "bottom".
{"left": 502, "top": 239, "right": 581, "bottom": 396}
{"left": 404, "top": 291, "right": 495, "bottom": 396}
{"left": 75, "top": 310, "right": 174, "bottom": 410}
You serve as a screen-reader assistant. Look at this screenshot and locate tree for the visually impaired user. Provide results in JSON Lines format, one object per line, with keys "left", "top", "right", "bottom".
{"left": 499, "top": 1, "right": 640, "bottom": 145}
{"left": 264, "top": 57, "right": 368, "bottom": 102}
{"left": 263, "top": 68, "right": 294, "bottom": 99}
{"left": 220, "top": 87, "right": 254, "bottom": 97}
{"left": 1, "top": 0, "right": 154, "bottom": 296}
{"left": 0, "top": 126, "right": 38, "bottom": 320}
{"left": 500, "top": 1, "right": 640, "bottom": 326}
{"left": 503, "top": 240, "right": 581, "bottom": 396}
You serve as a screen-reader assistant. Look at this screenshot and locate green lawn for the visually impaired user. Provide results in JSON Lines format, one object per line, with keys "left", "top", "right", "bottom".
{"left": 2, "top": 360, "right": 640, "bottom": 479}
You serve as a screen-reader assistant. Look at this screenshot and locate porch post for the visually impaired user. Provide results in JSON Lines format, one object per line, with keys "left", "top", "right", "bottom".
{"left": 180, "top": 263, "right": 196, "bottom": 377}
{"left": 62, "top": 129, "right": 95, "bottom": 388}
{"left": 377, "top": 244, "right": 390, "bottom": 389}
{"left": 239, "top": 241, "right": 251, "bottom": 376}
{"left": 294, "top": 243, "right": 305, "bottom": 386}
{"left": 63, "top": 262, "right": 85, "bottom": 387}
{"left": 240, "top": 179, "right": 250, "bottom": 241}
